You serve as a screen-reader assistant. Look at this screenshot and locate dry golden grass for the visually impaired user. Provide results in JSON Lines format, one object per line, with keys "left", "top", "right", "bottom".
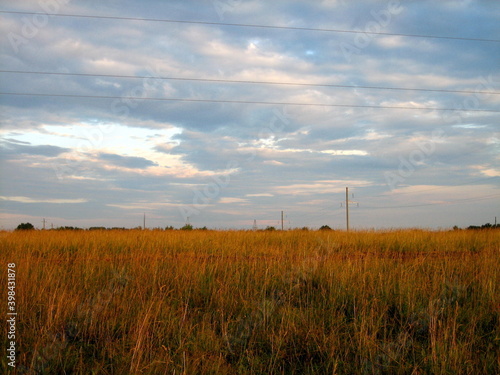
{"left": 1, "top": 229, "right": 499, "bottom": 374}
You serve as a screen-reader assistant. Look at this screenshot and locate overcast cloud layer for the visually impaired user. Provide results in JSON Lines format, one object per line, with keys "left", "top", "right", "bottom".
{"left": 0, "top": 0, "right": 499, "bottom": 230}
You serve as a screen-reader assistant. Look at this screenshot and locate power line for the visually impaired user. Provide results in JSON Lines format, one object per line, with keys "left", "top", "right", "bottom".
{"left": 1, "top": 92, "right": 499, "bottom": 113}
{"left": 1, "top": 10, "right": 499, "bottom": 43}
{"left": 317, "top": 178, "right": 500, "bottom": 214}
{"left": 362, "top": 193, "right": 500, "bottom": 210}
{"left": 1, "top": 70, "right": 498, "bottom": 96}
{"left": 364, "top": 177, "right": 500, "bottom": 200}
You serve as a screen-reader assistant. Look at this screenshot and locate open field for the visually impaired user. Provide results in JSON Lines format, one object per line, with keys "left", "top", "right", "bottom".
{"left": 1, "top": 229, "right": 499, "bottom": 374}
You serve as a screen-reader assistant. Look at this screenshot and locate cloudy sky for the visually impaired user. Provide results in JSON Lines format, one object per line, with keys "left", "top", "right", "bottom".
{"left": 0, "top": 0, "right": 499, "bottom": 230}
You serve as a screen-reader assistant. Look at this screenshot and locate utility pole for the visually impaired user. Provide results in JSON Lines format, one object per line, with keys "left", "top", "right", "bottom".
{"left": 252, "top": 219, "right": 257, "bottom": 231}
{"left": 42, "top": 218, "right": 46, "bottom": 230}
{"left": 281, "top": 211, "right": 284, "bottom": 231}
{"left": 345, "top": 188, "right": 349, "bottom": 232}
{"left": 343, "top": 187, "right": 359, "bottom": 232}
{"left": 143, "top": 213, "right": 146, "bottom": 230}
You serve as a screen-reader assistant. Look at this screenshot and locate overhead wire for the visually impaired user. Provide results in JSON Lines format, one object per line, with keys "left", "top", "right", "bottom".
{"left": 367, "top": 176, "right": 500, "bottom": 198}
{"left": 1, "top": 92, "right": 499, "bottom": 112}
{"left": 1, "top": 10, "right": 498, "bottom": 109}
{"left": 1, "top": 70, "right": 498, "bottom": 96}
{"left": 361, "top": 193, "right": 500, "bottom": 210}
{"left": 321, "top": 193, "right": 500, "bottom": 212}
{"left": 315, "top": 177, "right": 500, "bottom": 214}
{"left": 1, "top": 10, "right": 500, "bottom": 43}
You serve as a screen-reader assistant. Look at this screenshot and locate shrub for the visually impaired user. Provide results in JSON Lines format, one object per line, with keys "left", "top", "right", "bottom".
{"left": 15, "top": 222, "right": 34, "bottom": 230}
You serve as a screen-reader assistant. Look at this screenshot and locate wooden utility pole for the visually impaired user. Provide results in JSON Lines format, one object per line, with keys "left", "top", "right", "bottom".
{"left": 345, "top": 188, "right": 349, "bottom": 232}
{"left": 281, "top": 211, "right": 284, "bottom": 230}
{"left": 344, "top": 187, "right": 359, "bottom": 232}
{"left": 143, "top": 213, "right": 146, "bottom": 230}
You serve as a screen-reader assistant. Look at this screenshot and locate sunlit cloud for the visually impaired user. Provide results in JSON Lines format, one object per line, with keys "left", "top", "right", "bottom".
{"left": 0, "top": 196, "right": 88, "bottom": 204}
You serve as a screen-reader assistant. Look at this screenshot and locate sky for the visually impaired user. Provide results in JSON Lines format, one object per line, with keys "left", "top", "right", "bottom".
{"left": 0, "top": 0, "right": 499, "bottom": 230}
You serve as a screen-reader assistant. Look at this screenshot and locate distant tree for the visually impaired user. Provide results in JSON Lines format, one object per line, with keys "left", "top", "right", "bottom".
{"left": 199, "top": 226, "right": 208, "bottom": 230}
{"left": 265, "top": 226, "right": 276, "bottom": 231}
{"left": 88, "top": 226, "right": 107, "bottom": 231}
{"left": 180, "top": 224, "right": 193, "bottom": 231}
{"left": 319, "top": 225, "right": 332, "bottom": 231}
{"left": 165, "top": 226, "right": 175, "bottom": 230}
{"left": 15, "top": 222, "right": 34, "bottom": 231}
{"left": 467, "top": 222, "right": 499, "bottom": 230}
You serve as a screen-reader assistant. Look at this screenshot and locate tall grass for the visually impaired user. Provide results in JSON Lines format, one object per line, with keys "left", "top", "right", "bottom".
{"left": 1, "top": 229, "right": 499, "bottom": 374}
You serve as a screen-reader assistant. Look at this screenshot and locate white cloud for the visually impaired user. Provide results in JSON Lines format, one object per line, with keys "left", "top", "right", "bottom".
{"left": 320, "top": 149, "right": 368, "bottom": 156}
{"left": 219, "top": 197, "right": 249, "bottom": 204}
{"left": 0, "top": 196, "right": 87, "bottom": 204}
{"left": 273, "top": 180, "right": 371, "bottom": 195}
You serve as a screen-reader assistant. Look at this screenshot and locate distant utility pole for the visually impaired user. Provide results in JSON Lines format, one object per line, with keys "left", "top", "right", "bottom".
{"left": 252, "top": 219, "right": 257, "bottom": 231}
{"left": 346, "top": 188, "right": 349, "bottom": 232}
{"left": 344, "top": 187, "right": 359, "bottom": 232}
{"left": 42, "top": 218, "right": 46, "bottom": 230}
{"left": 143, "top": 213, "right": 146, "bottom": 230}
{"left": 281, "top": 211, "right": 284, "bottom": 230}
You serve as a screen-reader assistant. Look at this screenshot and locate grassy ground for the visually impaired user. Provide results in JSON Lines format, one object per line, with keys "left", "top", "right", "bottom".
{"left": 1, "top": 229, "right": 499, "bottom": 374}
